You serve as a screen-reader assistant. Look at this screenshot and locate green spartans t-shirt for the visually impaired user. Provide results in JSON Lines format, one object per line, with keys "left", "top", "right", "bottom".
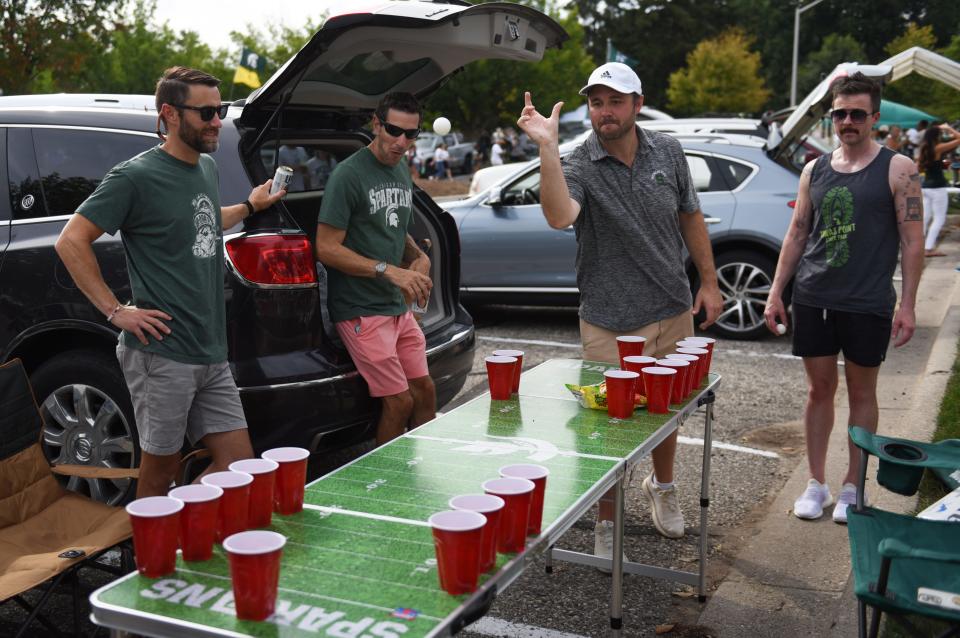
{"left": 77, "top": 146, "right": 226, "bottom": 364}
{"left": 317, "top": 147, "right": 413, "bottom": 323}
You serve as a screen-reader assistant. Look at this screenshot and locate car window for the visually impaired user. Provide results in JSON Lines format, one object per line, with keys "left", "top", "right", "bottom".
{"left": 501, "top": 168, "right": 541, "bottom": 206}
{"left": 32, "top": 128, "right": 156, "bottom": 217}
{"left": 712, "top": 156, "right": 754, "bottom": 189}
{"left": 8, "top": 128, "right": 47, "bottom": 219}
{"left": 261, "top": 143, "right": 340, "bottom": 192}
{"left": 684, "top": 154, "right": 718, "bottom": 192}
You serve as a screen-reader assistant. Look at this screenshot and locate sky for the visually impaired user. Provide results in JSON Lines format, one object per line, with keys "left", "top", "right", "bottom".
{"left": 150, "top": 0, "right": 335, "bottom": 52}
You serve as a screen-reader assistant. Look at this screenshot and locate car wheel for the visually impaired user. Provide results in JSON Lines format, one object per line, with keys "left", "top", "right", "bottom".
{"left": 707, "top": 251, "right": 777, "bottom": 340}
{"left": 31, "top": 349, "right": 139, "bottom": 505}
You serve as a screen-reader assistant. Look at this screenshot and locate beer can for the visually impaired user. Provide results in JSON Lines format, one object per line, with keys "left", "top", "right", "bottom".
{"left": 270, "top": 166, "right": 293, "bottom": 195}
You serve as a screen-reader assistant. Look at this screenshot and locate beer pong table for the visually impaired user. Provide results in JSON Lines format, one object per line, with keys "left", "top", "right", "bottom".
{"left": 90, "top": 358, "right": 719, "bottom": 637}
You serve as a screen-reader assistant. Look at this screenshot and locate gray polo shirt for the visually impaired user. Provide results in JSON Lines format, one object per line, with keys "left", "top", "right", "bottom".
{"left": 562, "top": 127, "right": 700, "bottom": 331}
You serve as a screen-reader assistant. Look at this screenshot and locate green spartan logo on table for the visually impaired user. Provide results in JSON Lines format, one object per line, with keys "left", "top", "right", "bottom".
{"left": 820, "top": 186, "right": 855, "bottom": 268}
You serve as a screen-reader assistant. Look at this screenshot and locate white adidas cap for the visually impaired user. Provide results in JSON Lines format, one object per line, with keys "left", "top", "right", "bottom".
{"left": 579, "top": 62, "right": 642, "bottom": 97}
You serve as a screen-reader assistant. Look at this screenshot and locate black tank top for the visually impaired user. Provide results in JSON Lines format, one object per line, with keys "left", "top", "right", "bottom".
{"left": 792, "top": 146, "right": 898, "bottom": 317}
{"left": 922, "top": 156, "right": 947, "bottom": 188}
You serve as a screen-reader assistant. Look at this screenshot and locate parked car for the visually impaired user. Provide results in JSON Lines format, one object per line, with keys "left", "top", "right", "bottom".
{"left": 0, "top": 1, "right": 567, "bottom": 504}
{"left": 414, "top": 131, "right": 476, "bottom": 175}
{"left": 443, "top": 60, "right": 893, "bottom": 340}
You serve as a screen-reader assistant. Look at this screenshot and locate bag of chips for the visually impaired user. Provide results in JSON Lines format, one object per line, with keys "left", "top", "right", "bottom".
{"left": 565, "top": 381, "right": 647, "bottom": 410}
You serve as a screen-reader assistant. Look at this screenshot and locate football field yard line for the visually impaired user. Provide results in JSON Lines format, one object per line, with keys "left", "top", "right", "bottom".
{"left": 404, "top": 434, "right": 622, "bottom": 462}
{"left": 302, "top": 503, "right": 431, "bottom": 526}
{"left": 468, "top": 616, "right": 590, "bottom": 638}
{"left": 283, "top": 517, "right": 432, "bottom": 546}
{"left": 677, "top": 435, "right": 779, "bottom": 458}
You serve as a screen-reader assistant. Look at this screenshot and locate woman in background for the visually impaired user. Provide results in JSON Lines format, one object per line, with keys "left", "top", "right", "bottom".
{"left": 917, "top": 124, "right": 960, "bottom": 257}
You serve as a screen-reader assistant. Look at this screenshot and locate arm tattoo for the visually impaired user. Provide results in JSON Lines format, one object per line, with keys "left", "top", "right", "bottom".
{"left": 904, "top": 197, "right": 922, "bottom": 222}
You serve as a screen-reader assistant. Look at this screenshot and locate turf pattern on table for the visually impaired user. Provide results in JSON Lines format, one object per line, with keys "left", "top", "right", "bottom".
{"left": 91, "top": 359, "right": 716, "bottom": 637}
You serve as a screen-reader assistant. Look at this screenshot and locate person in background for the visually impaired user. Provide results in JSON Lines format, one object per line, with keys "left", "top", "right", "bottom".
{"left": 884, "top": 125, "right": 902, "bottom": 154}
{"left": 490, "top": 136, "right": 505, "bottom": 166}
{"left": 917, "top": 124, "right": 960, "bottom": 257}
{"left": 433, "top": 143, "right": 451, "bottom": 180}
{"left": 905, "top": 119, "right": 927, "bottom": 159}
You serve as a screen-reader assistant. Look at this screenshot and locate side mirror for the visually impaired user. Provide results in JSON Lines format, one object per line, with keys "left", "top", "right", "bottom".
{"left": 486, "top": 186, "right": 503, "bottom": 207}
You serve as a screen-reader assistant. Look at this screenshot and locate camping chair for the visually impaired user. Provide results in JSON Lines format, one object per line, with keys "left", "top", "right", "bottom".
{"left": 0, "top": 358, "right": 136, "bottom": 637}
{"left": 846, "top": 426, "right": 960, "bottom": 638}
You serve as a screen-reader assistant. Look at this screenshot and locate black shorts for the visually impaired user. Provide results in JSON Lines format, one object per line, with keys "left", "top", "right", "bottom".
{"left": 791, "top": 303, "right": 892, "bottom": 367}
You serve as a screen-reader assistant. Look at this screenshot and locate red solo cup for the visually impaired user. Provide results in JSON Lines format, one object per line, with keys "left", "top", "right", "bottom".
{"left": 684, "top": 336, "right": 716, "bottom": 370}
{"left": 126, "top": 496, "right": 184, "bottom": 578}
{"left": 677, "top": 346, "right": 710, "bottom": 384}
{"left": 641, "top": 367, "right": 676, "bottom": 414}
{"left": 665, "top": 353, "right": 699, "bottom": 396}
{"left": 201, "top": 471, "right": 253, "bottom": 542}
{"left": 485, "top": 356, "right": 517, "bottom": 400}
{"left": 428, "top": 510, "right": 487, "bottom": 595}
{"left": 223, "top": 530, "right": 286, "bottom": 621}
{"left": 622, "top": 355, "right": 657, "bottom": 396}
{"left": 492, "top": 349, "right": 524, "bottom": 393}
{"left": 262, "top": 447, "right": 310, "bottom": 515}
{"left": 656, "top": 359, "right": 690, "bottom": 403}
{"left": 482, "top": 477, "right": 535, "bottom": 553}
{"left": 449, "top": 494, "right": 505, "bottom": 573}
{"left": 168, "top": 484, "right": 222, "bottom": 562}
{"left": 603, "top": 370, "right": 639, "bottom": 419}
{"left": 229, "top": 458, "right": 279, "bottom": 528}
{"left": 616, "top": 335, "right": 647, "bottom": 368}
{"left": 499, "top": 464, "right": 549, "bottom": 535}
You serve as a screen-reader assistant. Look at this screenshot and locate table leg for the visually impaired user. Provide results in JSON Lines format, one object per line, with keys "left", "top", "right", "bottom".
{"left": 697, "top": 391, "right": 716, "bottom": 602}
{"left": 609, "top": 475, "right": 625, "bottom": 636}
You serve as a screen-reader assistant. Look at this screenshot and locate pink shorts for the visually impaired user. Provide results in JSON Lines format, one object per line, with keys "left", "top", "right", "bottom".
{"left": 336, "top": 312, "right": 429, "bottom": 397}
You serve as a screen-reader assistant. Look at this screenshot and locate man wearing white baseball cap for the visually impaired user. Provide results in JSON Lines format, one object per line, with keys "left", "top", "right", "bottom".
{"left": 517, "top": 62, "right": 723, "bottom": 562}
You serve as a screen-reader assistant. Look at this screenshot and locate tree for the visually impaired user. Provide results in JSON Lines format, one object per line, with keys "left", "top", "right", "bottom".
{"left": 797, "top": 34, "right": 867, "bottom": 98}
{"left": 666, "top": 29, "right": 771, "bottom": 116}
{"left": 0, "top": 0, "right": 126, "bottom": 95}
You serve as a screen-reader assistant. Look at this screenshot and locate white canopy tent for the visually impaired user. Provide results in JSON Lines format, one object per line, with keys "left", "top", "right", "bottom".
{"left": 882, "top": 46, "right": 960, "bottom": 91}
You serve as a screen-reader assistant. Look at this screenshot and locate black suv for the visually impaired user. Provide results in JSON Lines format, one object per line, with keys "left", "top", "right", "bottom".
{"left": 0, "top": 2, "right": 566, "bottom": 505}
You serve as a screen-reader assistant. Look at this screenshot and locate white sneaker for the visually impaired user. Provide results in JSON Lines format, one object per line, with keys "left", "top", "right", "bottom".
{"left": 793, "top": 478, "right": 833, "bottom": 520}
{"left": 832, "top": 482, "right": 860, "bottom": 524}
{"left": 593, "top": 520, "right": 628, "bottom": 574}
{"left": 641, "top": 474, "right": 684, "bottom": 538}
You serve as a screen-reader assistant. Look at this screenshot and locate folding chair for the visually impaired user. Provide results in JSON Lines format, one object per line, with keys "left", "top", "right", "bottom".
{"left": 0, "top": 359, "right": 136, "bottom": 637}
{"left": 847, "top": 426, "right": 960, "bottom": 638}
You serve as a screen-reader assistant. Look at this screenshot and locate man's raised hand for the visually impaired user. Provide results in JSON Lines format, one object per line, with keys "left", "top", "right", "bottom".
{"left": 516, "top": 92, "right": 563, "bottom": 147}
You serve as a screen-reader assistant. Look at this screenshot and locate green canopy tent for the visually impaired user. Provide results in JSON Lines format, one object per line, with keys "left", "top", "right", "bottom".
{"left": 876, "top": 99, "right": 939, "bottom": 129}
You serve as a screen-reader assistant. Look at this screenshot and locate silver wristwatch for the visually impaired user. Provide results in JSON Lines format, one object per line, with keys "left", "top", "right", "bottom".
{"left": 374, "top": 261, "right": 388, "bottom": 278}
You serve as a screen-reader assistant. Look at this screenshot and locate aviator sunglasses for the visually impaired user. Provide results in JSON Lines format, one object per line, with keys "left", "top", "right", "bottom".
{"left": 830, "top": 108, "right": 874, "bottom": 123}
{"left": 376, "top": 113, "right": 420, "bottom": 140}
{"left": 173, "top": 103, "right": 231, "bottom": 121}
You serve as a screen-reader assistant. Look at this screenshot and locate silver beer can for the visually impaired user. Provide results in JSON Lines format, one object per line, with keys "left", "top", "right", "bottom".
{"left": 270, "top": 166, "right": 294, "bottom": 195}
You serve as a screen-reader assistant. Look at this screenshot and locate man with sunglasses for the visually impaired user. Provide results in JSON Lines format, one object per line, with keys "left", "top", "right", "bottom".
{"left": 55, "top": 67, "right": 283, "bottom": 498}
{"left": 764, "top": 72, "right": 924, "bottom": 524}
{"left": 315, "top": 92, "right": 435, "bottom": 446}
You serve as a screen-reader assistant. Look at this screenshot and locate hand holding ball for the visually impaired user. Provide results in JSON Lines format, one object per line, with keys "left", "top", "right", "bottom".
{"left": 433, "top": 116, "right": 451, "bottom": 135}
{"left": 776, "top": 323, "right": 787, "bottom": 335}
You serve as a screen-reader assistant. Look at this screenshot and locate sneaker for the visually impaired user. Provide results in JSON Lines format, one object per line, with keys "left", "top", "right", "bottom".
{"left": 593, "top": 520, "right": 628, "bottom": 574}
{"left": 832, "top": 482, "right": 861, "bottom": 524}
{"left": 793, "top": 478, "right": 833, "bottom": 520}
{"left": 641, "top": 474, "right": 684, "bottom": 538}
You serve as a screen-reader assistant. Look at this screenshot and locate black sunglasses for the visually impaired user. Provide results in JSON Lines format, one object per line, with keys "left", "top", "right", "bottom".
{"left": 173, "top": 103, "right": 230, "bottom": 121}
{"left": 377, "top": 115, "right": 420, "bottom": 140}
{"left": 830, "top": 108, "right": 873, "bottom": 123}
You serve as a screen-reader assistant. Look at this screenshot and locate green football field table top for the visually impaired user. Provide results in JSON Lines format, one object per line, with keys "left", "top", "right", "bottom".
{"left": 90, "top": 359, "right": 720, "bottom": 637}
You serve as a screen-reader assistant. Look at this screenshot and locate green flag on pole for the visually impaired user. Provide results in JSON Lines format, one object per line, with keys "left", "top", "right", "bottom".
{"left": 233, "top": 48, "right": 266, "bottom": 89}
{"left": 606, "top": 39, "right": 638, "bottom": 68}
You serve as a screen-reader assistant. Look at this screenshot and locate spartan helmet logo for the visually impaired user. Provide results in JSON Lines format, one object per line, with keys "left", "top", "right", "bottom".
{"left": 245, "top": 52, "right": 259, "bottom": 68}
{"left": 191, "top": 194, "right": 217, "bottom": 258}
{"left": 386, "top": 203, "right": 400, "bottom": 228}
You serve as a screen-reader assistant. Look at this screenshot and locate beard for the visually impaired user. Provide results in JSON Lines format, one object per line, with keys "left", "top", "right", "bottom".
{"left": 178, "top": 118, "right": 219, "bottom": 153}
{"left": 592, "top": 116, "right": 635, "bottom": 142}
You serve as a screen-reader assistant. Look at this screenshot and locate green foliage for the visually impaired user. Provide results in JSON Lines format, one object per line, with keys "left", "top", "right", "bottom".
{"left": 423, "top": 6, "right": 594, "bottom": 135}
{"left": 667, "top": 29, "right": 771, "bottom": 116}
{"left": 0, "top": 0, "right": 125, "bottom": 95}
{"left": 224, "top": 17, "right": 323, "bottom": 100}
{"left": 797, "top": 33, "right": 867, "bottom": 97}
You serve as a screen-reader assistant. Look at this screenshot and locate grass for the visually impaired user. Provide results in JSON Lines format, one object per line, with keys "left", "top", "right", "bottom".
{"left": 879, "top": 341, "right": 960, "bottom": 638}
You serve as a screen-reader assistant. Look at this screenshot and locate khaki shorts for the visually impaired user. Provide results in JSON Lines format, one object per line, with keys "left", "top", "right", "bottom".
{"left": 580, "top": 310, "right": 694, "bottom": 364}
{"left": 117, "top": 343, "right": 247, "bottom": 456}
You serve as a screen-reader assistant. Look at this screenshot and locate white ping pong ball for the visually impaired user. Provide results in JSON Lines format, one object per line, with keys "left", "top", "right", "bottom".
{"left": 433, "top": 116, "right": 451, "bottom": 135}
{"left": 776, "top": 323, "right": 787, "bottom": 335}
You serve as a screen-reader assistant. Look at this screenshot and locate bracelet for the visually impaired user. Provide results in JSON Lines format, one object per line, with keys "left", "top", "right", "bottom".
{"left": 242, "top": 199, "right": 255, "bottom": 218}
{"left": 106, "top": 304, "right": 123, "bottom": 324}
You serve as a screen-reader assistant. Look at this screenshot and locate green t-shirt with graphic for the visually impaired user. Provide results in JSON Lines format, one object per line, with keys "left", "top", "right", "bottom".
{"left": 77, "top": 146, "right": 226, "bottom": 364}
{"left": 317, "top": 147, "right": 413, "bottom": 323}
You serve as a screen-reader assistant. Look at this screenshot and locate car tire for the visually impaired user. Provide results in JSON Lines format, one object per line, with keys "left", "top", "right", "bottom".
{"left": 700, "top": 250, "right": 778, "bottom": 340}
{"left": 31, "top": 348, "right": 140, "bottom": 505}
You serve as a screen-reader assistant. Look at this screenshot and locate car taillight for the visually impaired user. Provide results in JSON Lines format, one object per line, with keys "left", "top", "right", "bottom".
{"left": 225, "top": 234, "right": 317, "bottom": 285}
{"left": 788, "top": 200, "right": 797, "bottom": 208}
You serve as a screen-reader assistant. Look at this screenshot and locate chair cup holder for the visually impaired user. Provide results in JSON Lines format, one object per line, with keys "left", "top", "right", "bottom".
{"left": 877, "top": 442, "right": 927, "bottom": 496}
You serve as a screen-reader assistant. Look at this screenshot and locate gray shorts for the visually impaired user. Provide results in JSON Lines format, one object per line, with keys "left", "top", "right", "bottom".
{"left": 116, "top": 343, "right": 247, "bottom": 456}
